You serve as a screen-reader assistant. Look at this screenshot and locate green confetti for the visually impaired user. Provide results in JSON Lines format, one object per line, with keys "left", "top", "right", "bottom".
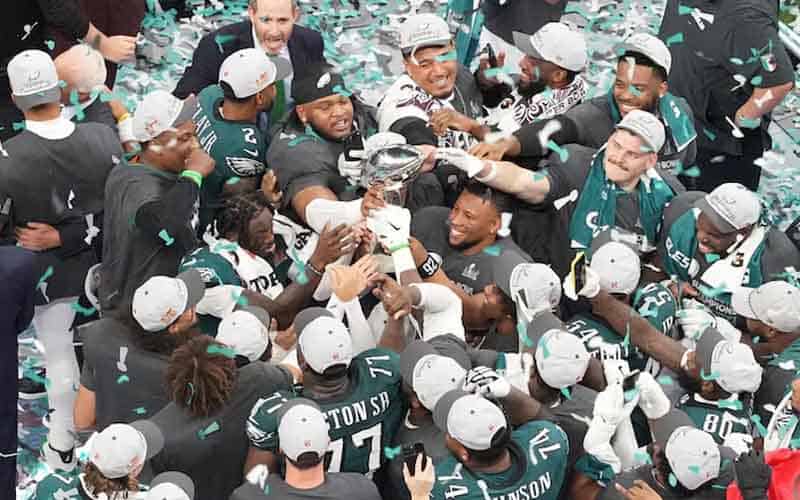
{"left": 624, "top": 388, "right": 639, "bottom": 401}
{"left": 187, "top": 382, "right": 195, "bottom": 405}
{"left": 71, "top": 302, "right": 96, "bottom": 316}
{"left": 665, "top": 33, "right": 684, "bottom": 47}
{"left": 778, "top": 415, "right": 798, "bottom": 439}
{"left": 44, "top": 40, "right": 55, "bottom": 51}
{"left": 688, "top": 465, "right": 701, "bottom": 474}
{"left": 384, "top": 446, "right": 402, "bottom": 459}
{"left": 700, "top": 369, "right": 720, "bottom": 381}
{"left": 226, "top": 176, "right": 241, "bottom": 185}
{"left": 212, "top": 241, "right": 239, "bottom": 253}
{"left": 232, "top": 289, "right": 249, "bottom": 306}
{"left": 207, "top": 344, "right": 237, "bottom": 358}
{"left": 681, "top": 166, "right": 701, "bottom": 177}
{"left": 678, "top": 4, "right": 693, "bottom": 14}
{"left": 117, "top": 374, "right": 130, "bottom": 384}
{"left": 289, "top": 248, "right": 309, "bottom": 285}
{"left": 58, "top": 80, "right": 67, "bottom": 88}
{"left": 717, "top": 399, "right": 743, "bottom": 411}
{"left": 657, "top": 375, "right": 673, "bottom": 385}
{"left": 22, "top": 367, "right": 51, "bottom": 390}
{"left": 546, "top": 140, "right": 569, "bottom": 162}
{"left": 215, "top": 34, "right": 236, "bottom": 53}
{"left": 434, "top": 50, "right": 457, "bottom": 62}
{"left": 698, "top": 283, "right": 728, "bottom": 298}
{"left": 668, "top": 473, "right": 678, "bottom": 487}
{"left": 288, "top": 135, "right": 314, "bottom": 147}
{"left": 639, "top": 302, "right": 656, "bottom": 318}
{"left": 133, "top": 407, "right": 147, "bottom": 415}
{"left": 332, "top": 84, "right": 352, "bottom": 97}
{"left": 704, "top": 253, "right": 720, "bottom": 263}
{"left": 197, "top": 420, "right": 221, "bottom": 440}
{"left": 790, "top": 438, "right": 800, "bottom": 449}
{"left": 560, "top": 387, "right": 572, "bottom": 400}
{"left": 750, "top": 75, "right": 763, "bottom": 86}
{"left": 729, "top": 57, "right": 744, "bottom": 65}
{"left": 623, "top": 323, "right": 631, "bottom": 350}
{"left": 517, "top": 321, "right": 534, "bottom": 347}
{"left": 37, "top": 266, "right": 54, "bottom": 287}
{"left": 739, "top": 117, "right": 761, "bottom": 129}
{"left": 482, "top": 244, "right": 502, "bottom": 256}
{"left": 751, "top": 415, "right": 767, "bottom": 437}
{"left": 538, "top": 334, "right": 551, "bottom": 358}
{"left": 702, "top": 128, "right": 717, "bottom": 141}
{"left": 12, "top": 122, "right": 26, "bottom": 132}
{"left": 634, "top": 451, "right": 652, "bottom": 464}
{"left": 158, "top": 229, "right": 175, "bottom": 246}
{"left": 627, "top": 85, "right": 642, "bottom": 97}
{"left": 563, "top": 4, "right": 591, "bottom": 20}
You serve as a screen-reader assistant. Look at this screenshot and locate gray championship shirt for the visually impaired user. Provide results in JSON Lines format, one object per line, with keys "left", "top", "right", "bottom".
{"left": 230, "top": 473, "right": 381, "bottom": 500}
{"left": 150, "top": 362, "right": 293, "bottom": 500}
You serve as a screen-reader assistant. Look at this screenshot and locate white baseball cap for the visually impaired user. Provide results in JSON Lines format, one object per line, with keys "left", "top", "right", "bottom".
{"left": 696, "top": 327, "right": 762, "bottom": 394}
{"left": 615, "top": 109, "right": 666, "bottom": 153}
{"left": 146, "top": 472, "right": 195, "bottom": 500}
{"left": 217, "top": 306, "right": 271, "bottom": 362}
{"left": 399, "top": 14, "right": 452, "bottom": 54}
{"left": 277, "top": 399, "right": 330, "bottom": 461}
{"left": 133, "top": 89, "right": 198, "bottom": 142}
{"left": 219, "top": 48, "right": 292, "bottom": 99}
{"left": 433, "top": 390, "right": 508, "bottom": 451}
{"left": 695, "top": 183, "right": 761, "bottom": 234}
{"left": 400, "top": 340, "right": 467, "bottom": 410}
{"left": 8, "top": 49, "right": 61, "bottom": 111}
{"left": 90, "top": 421, "right": 164, "bottom": 479}
{"left": 731, "top": 281, "right": 800, "bottom": 333}
{"left": 528, "top": 312, "right": 590, "bottom": 389}
{"left": 132, "top": 269, "right": 205, "bottom": 332}
{"left": 295, "top": 307, "right": 354, "bottom": 374}
{"left": 493, "top": 252, "right": 562, "bottom": 321}
{"left": 615, "top": 32, "right": 672, "bottom": 75}
{"left": 590, "top": 241, "right": 641, "bottom": 295}
{"left": 651, "top": 409, "right": 721, "bottom": 490}
{"left": 512, "top": 23, "right": 588, "bottom": 72}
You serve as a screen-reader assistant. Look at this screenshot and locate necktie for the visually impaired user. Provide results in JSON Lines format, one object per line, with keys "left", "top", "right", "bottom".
{"left": 270, "top": 79, "right": 286, "bottom": 125}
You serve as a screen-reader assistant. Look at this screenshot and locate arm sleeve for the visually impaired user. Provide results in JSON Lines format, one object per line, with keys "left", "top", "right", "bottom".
{"left": 173, "top": 33, "right": 224, "bottom": 99}
{"left": 409, "top": 283, "right": 466, "bottom": 342}
{"left": 37, "top": 0, "right": 90, "bottom": 39}
{"left": 512, "top": 115, "right": 581, "bottom": 157}
{"left": 389, "top": 117, "right": 439, "bottom": 146}
{"left": 326, "top": 295, "right": 377, "bottom": 355}
{"left": 134, "top": 177, "right": 199, "bottom": 255}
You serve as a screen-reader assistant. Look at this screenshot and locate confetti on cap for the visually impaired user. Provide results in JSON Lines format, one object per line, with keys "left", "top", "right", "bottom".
{"left": 207, "top": 344, "right": 237, "bottom": 358}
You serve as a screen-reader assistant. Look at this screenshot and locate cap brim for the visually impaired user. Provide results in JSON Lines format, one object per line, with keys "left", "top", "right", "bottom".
{"left": 170, "top": 94, "right": 198, "bottom": 129}
{"left": 276, "top": 397, "right": 322, "bottom": 425}
{"left": 433, "top": 389, "right": 470, "bottom": 433}
{"left": 492, "top": 250, "right": 529, "bottom": 297}
{"left": 694, "top": 196, "right": 738, "bottom": 234}
{"left": 695, "top": 327, "right": 725, "bottom": 374}
{"left": 236, "top": 305, "right": 272, "bottom": 329}
{"left": 730, "top": 287, "right": 758, "bottom": 320}
{"left": 400, "top": 340, "right": 437, "bottom": 387}
{"left": 525, "top": 311, "right": 566, "bottom": 348}
{"left": 270, "top": 56, "right": 292, "bottom": 83}
{"left": 131, "top": 419, "right": 165, "bottom": 460}
{"left": 293, "top": 307, "right": 335, "bottom": 337}
{"left": 615, "top": 123, "right": 658, "bottom": 153}
{"left": 149, "top": 471, "right": 195, "bottom": 500}
{"left": 614, "top": 42, "right": 669, "bottom": 74}
{"left": 512, "top": 31, "right": 546, "bottom": 60}
{"left": 650, "top": 408, "right": 694, "bottom": 448}
{"left": 177, "top": 268, "right": 206, "bottom": 309}
{"left": 401, "top": 38, "right": 452, "bottom": 55}
{"left": 14, "top": 86, "right": 61, "bottom": 111}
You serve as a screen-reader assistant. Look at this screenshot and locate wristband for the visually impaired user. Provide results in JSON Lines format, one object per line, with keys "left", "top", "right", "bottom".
{"left": 391, "top": 246, "right": 416, "bottom": 274}
{"left": 388, "top": 242, "right": 410, "bottom": 253}
{"left": 116, "top": 112, "right": 130, "bottom": 124}
{"left": 306, "top": 261, "right": 324, "bottom": 277}
{"left": 475, "top": 161, "right": 497, "bottom": 183}
{"left": 180, "top": 170, "right": 203, "bottom": 188}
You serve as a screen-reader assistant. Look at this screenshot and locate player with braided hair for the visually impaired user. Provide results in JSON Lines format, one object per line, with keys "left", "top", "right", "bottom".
{"left": 180, "top": 190, "right": 353, "bottom": 336}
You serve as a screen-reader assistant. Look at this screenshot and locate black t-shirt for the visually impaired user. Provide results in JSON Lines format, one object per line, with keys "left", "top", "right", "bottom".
{"left": 79, "top": 317, "right": 172, "bottom": 428}
{"left": 658, "top": 0, "right": 794, "bottom": 155}
{"left": 150, "top": 362, "right": 293, "bottom": 500}
{"left": 230, "top": 473, "right": 381, "bottom": 500}
{"left": 481, "top": 0, "right": 566, "bottom": 45}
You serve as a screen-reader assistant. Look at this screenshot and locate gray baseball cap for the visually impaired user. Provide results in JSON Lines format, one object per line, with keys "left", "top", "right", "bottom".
{"left": 615, "top": 109, "right": 666, "bottom": 153}
{"left": 696, "top": 327, "right": 762, "bottom": 394}
{"left": 526, "top": 312, "right": 590, "bottom": 389}
{"left": 731, "top": 280, "right": 800, "bottom": 333}
{"left": 433, "top": 390, "right": 507, "bottom": 451}
{"left": 277, "top": 399, "right": 330, "bottom": 461}
{"left": 295, "top": 307, "right": 353, "bottom": 373}
{"left": 147, "top": 471, "right": 195, "bottom": 500}
{"left": 399, "top": 14, "right": 452, "bottom": 53}
{"left": 651, "top": 409, "right": 720, "bottom": 491}
{"left": 400, "top": 341, "right": 467, "bottom": 410}
{"left": 694, "top": 183, "right": 761, "bottom": 234}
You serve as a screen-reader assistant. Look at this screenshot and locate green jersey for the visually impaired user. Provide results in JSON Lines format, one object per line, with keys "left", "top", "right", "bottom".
{"left": 34, "top": 471, "right": 148, "bottom": 499}
{"left": 193, "top": 84, "right": 267, "bottom": 231}
{"left": 246, "top": 348, "right": 405, "bottom": 474}
{"left": 431, "top": 420, "right": 569, "bottom": 500}
{"left": 677, "top": 393, "right": 751, "bottom": 444}
{"left": 565, "top": 282, "right": 676, "bottom": 376}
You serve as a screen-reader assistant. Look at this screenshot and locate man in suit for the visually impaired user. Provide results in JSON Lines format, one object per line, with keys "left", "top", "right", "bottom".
{"left": 174, "top": 0, "right": 324, "bottom": 128}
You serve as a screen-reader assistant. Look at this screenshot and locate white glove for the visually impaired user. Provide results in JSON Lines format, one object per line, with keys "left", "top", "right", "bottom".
{"left": 593, "top": 382, "right": 639, "bottom": 426}
{"left": 337, "top": 152, "right": 363, "bottom": 185}
{"left": 714, "top": 316, "right": 742, "bottom": 343}
{"left": 602, "top": 359, "right": 631, "bottom": 387}
{"left": 563, "top": 266, "right": 601, "bottom": 301}
{"left": 436, "top": 148, "right": 487, "bottom": 178}
{"left": 502, "top": 352, "right": 534, "bottom": 396}
{"left": 462, "top": 366, "right": 511, "bottom": 399}
{"left": 195, "top": 284, "right": 242, "bottom": 318}
{"left": 366, "top": 205, "right": 411, "bottom": 251}
{"left": 723, "top": 432, "right": 753, "bottom": 457}
{"left": 246, "top": 464, "right": 269, "bottom": 490}
{"left": 635, "top": 372, "right": 671, "bottom": 420}
{"left": 677, "top": 301, "right": 716, "bottom": 341}
{"left": 585, "top": 383, "right": 629, "bottom": 474}
{"left": 118, "top": 115, "right": 136, "bottom": 144}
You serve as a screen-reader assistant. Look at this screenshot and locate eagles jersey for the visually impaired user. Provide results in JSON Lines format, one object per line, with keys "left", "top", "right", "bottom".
{"left": 246, "top": 348, "right": 405, "bottom": 474}
{"left": 565, "top": 282, "right": 676, "bottom": 376}
{"left": 34, "top": 471, "right": 148, "bottom": 499}
{"left": 431, "top": 420, "right": 569, "bottom": 500}
{"left": 192, "top": 84, "right": 267, "bottom": 231}
{"left": 678, "top": 393, "right": 751, "bottom": 444}
{"left": 180, "top": 240, "right": 283, "bottom": 335}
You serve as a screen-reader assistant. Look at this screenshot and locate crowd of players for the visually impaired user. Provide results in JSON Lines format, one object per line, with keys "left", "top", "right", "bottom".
{"left": 2, "top": 0, "right": 800, "bottom": 499}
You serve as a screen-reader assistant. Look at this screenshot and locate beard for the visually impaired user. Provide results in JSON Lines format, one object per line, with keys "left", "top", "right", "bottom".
{"left": 518, "top": 79, "right": 549, "bottom": 99}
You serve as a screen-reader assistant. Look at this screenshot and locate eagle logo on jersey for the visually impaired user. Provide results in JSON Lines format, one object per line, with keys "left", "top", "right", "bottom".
{"left": 226, "top": 157, "right": 266, "bottom": 176}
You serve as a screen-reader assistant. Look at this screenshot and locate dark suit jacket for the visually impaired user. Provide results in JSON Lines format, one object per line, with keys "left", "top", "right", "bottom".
{"left": 173, "top": 21, "right": 324, "bottom": 99}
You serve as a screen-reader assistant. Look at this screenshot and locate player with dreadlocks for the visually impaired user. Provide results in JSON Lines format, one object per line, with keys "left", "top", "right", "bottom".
{"left": 149, "top": 335, "right": 295, "bottom": 500}
{"left": 180, "top": 190, "right": 354, "bottom": 336}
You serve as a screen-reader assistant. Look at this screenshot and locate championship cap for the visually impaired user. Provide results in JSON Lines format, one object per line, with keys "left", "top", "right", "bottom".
{"left": 295, "top": 307, "right": 354, "bottom": 373}
{"left": 132, "top": 269, "right": 205, "bottom": 332}
{"left": 133, "top": 90, "right": 198, "bottom": 142}
{"left": 217, "top": 306, "right": 271, "bottom": 362}
{"left": 731, "top": 281, "right": 800, "bottom": 333}
{"left": 90, "top": 421, "right": 164, "bottom": 479}
{"left": 696, "top": 327, "right": 762, "bottom": 394}
{"left": 399, "top": 14, "right": 452, "bottom": 54}
{"left": 400, "top": 340, "right": 467, "bottom": 410}
{"left": 493, "top": 253, "right": 562, "bottom": 321}
{"left": 589, "top": 241, "right": 641, "bottom": 295}
{"left": 8, "top": 50, "right": 61, "bottom": 111}
{"left": 614, "top": 32, "right": 672, "bottom": 75}
{"left": 291, "top": 65, "right": 347, "bottom": 106}
{"left": 219, "top": 48, "right": 291, "bottom": 99}
{"left": 277, "top": 399, "right": 330, "bottom": 461}
{"left": 615, "top": 109, "right": 666, "bottom": 153}
{"left": 146, "top": 472, "right": 195, "bottom": 500}
{"left": 694, "top": 183, "right": 761, "bottom": 234}
{"left": 527, "top": 312, "right": 590, "bottom": 389}
{"left": 512, "top": 23, "right": 588, "bottom": 72}
{"left": 651, "top": 409, "right": 720, "bottom": 490}
{"left": 433, "top": 390, "right": 508, "bottom": 451}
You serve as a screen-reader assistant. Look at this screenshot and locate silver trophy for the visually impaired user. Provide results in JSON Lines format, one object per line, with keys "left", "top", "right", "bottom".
{"left": 361, "top": 144, "right": 425, "bottom": 206}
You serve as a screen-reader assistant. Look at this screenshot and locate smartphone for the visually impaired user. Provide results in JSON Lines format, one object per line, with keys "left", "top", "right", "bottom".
{"left": 486, "top": 44, "right": 498, "bottom": 67}
{"left": 622, "top": 370, "right": 641, "bottom": 392}
{"left": 343, "top": 130, "right": 364, "bottom": 162}
{"left": 402, "top": 442, "right": 427, "bottom": 476}
{"left": 570, "top": 252, "right": 587, "bottom": 296}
